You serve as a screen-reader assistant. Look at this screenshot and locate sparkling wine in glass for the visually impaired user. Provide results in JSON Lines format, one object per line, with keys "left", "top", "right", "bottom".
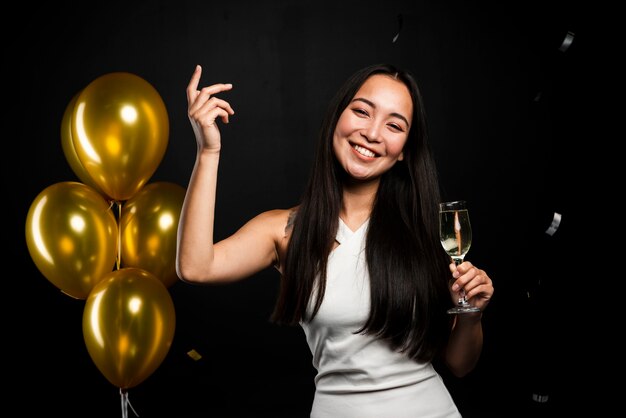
{"left": 439, "top": 200, "right": 481, "bottom": 314}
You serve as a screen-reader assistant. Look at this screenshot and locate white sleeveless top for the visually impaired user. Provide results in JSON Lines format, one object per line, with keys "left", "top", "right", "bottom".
{"left": 300, "top": 219, "right": 461, "bottom": 418}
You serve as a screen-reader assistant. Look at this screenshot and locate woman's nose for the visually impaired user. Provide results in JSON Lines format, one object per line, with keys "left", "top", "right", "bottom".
{"left": 361, "top": 120, "right": 382, "bottom": 143}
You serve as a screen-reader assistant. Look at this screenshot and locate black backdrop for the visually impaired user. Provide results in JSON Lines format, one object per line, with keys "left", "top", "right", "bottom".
{"left": 4, "top": 0, "right": 602, "bottom": 416}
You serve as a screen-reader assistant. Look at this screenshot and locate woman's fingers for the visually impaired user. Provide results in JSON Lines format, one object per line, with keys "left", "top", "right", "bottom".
{"left": 187, "top": 65, "right": 202, "bottom": 103}
{"left": 449, "top": 261, "right": 475, "bottom": 291}
{"left": 194, "top": 106, "right": 231, "bottom": 127}
{"left": 185, "top": 65, "right": 235, "bottom": 151}
{"left": 197, "top": 97, "right": 235, "bottom": 117}
{"left": 187, "top": 64, "right": 234, "bottom": 113}
{"left": 465, "top": 282, "right": 492, "bottom": 302}
{"left": 189, "top": 84, "right": 234, "bottom": 114}
{"left": 450, "top": 261, "right": 493, "bottom": 307}
{"left": 190, "top": 96, "right": 234, "bottom": 127}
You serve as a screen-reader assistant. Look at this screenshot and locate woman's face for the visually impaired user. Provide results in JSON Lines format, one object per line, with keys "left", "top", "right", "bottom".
{"left": 333, "top": 74, "right": 412, "bottom": 182}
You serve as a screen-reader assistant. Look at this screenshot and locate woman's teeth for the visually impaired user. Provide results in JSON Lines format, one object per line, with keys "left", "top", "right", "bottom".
{"left": 353, "top": 144, "right": 375, "bottom": 158}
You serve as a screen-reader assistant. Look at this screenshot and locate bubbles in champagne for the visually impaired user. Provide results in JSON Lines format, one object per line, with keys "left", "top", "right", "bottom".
{"left": 439, "top": 209, "right": 472, "bottom": 259}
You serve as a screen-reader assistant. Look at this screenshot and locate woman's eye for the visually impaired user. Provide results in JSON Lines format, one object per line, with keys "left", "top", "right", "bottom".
{"left": 353, "top": 108, "right": 368, "bottom": 116}
{"left": 388, "top": 123, "right": 403, "bottom": 131}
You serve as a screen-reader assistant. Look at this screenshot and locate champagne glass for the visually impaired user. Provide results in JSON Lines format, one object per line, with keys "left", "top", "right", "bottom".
{"left": 439, "top": 200, "right": 481, "bottom": 314}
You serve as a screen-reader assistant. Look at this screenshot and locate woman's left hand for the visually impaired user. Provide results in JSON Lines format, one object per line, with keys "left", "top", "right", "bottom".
{"left": 449, "top": 261, "right": 493, "bottom": 311}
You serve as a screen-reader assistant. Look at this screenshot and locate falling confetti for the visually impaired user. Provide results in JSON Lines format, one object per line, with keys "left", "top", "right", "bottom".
{"left": 187, "top": 349, "right": 203, "bottom": 361}
{"left": 545, "top": 212, "right": 562, "bottom": 236}
{"left": 558, "top": 31, "right": 575, "bottom": 52}
{"left": 392, "top": 14, "right": 403, "bottom": 43}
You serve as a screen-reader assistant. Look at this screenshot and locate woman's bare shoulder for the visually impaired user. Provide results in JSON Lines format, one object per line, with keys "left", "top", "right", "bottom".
{"left": 254, "top": 207, "right": 298, "bottom": 273}
{"left": 248, "top": 206, "right": 298, "bottom": 235}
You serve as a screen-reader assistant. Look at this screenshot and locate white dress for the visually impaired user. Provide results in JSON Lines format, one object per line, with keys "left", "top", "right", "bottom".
{"left": 300, "top": 219, "right": 461, "bottom": 418}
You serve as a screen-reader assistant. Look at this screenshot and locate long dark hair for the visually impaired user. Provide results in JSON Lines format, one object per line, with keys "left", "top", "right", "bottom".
{"left": 272, "top": 63, "right": 452, "bottom": 362}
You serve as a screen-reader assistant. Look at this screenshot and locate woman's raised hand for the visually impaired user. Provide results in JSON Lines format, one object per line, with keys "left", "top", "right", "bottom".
{"left": 186, "top": 65, "right": 235, "bottom": 153}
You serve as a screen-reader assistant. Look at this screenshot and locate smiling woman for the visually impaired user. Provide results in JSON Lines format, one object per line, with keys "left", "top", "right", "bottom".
{"left": 332, "top": 74, "right": 412, "bottom": 182}
{"left": 176, "top": 63, "right": 494, "bottom": 417}
{"left": 7, "top": 0, "right": 594, "bottom": 415}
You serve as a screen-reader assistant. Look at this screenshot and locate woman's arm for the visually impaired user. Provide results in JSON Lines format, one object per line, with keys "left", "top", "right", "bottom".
{"left": 176, "top": 65, "right": 283, "bottom": 284}
{"left": 444, "top": 261, "right": 493, "bottom": 377}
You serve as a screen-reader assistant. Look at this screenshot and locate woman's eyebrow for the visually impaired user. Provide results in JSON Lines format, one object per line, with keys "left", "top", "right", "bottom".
{"left": 351, "top": 97, "right": 410, "bottom": 127}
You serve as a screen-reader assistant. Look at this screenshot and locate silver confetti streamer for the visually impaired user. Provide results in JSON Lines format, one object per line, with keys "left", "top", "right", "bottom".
{"left": 545, "top": 212, "right": 562, "bottom": 236}
{"left": 558, "top": 31, "right": 575, "bottom": 52}
{"left": 392, "top": 14, "right": 403, "bottom": 43}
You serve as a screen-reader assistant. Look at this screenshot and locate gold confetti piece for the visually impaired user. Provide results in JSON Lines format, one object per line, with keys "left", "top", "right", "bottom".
{"left": 187, "top": 349, "right": 202, "bottom": 361}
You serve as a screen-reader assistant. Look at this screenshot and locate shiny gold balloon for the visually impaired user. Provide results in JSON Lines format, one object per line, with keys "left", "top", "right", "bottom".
{"left": 82, "top": 267, "right": 176, "bottom": 389}
{"left": 120, "top": 182, "right": 186, "bottom": 287}
{"left": 71, "top": 72, "right": 169, "bottom": 201}
{"left": 60, "top": 92, "right": 102, "bottom": 193}
{"left": 25, "top": 182, "right": 118, "bottom": 299}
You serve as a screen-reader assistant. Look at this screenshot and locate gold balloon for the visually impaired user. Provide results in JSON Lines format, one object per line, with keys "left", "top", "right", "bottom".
{"left": 82, "top": 267, "right": 176, "bottom": 389}
{"left": 71, "top": 72, "right": 169, "bottom": 201}
{"left": 120, "top": 182, "right": 186, "bottom": 287}
{"left": 25, "top": 182, "right": 118, "bottom": 299}
{"left": 60, "top": 92, "right": 102, "bottom": 193}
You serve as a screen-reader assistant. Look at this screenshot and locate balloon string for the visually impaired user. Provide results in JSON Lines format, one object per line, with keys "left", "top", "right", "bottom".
{"left": 120, "top": 388, "right": 140, "bottom": 417}
{"left": 120, "top": 388, "right": 127, "bottom": 418}
{"left": 116, "top": 201, "right": 122, "bottom": 270}
{"left": 127, "top": 392, "right": 139, "bottom": 417}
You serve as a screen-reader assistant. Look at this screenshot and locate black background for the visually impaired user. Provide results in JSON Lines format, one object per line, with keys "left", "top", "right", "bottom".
{"left": 5, "top": 0, "right": 607, "bottom": 416}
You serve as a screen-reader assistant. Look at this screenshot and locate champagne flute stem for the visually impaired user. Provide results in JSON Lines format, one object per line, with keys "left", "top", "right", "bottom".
{"left": 453, "top": 258, "right": 470, "bottom": 307}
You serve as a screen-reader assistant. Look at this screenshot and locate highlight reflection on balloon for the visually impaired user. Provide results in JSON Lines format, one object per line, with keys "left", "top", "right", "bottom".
{"left": 25, "top": 182, "right": 118, "bottom": 299}
{"left": 120, "top": 182, "right": 186, "bottom": 287}
{"left": 82, "top": 267, "right": 176, "bottom": 389}
{"left": 60, "top": 92, "right": 102, "bottom": 193}
{"left": 71, "top": 72, "right": 169, "bottom": 201}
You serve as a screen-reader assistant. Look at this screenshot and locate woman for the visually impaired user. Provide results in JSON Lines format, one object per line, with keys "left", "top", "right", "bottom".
{"left": 177, "top": 63, "right": 494, "bottom": 417}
